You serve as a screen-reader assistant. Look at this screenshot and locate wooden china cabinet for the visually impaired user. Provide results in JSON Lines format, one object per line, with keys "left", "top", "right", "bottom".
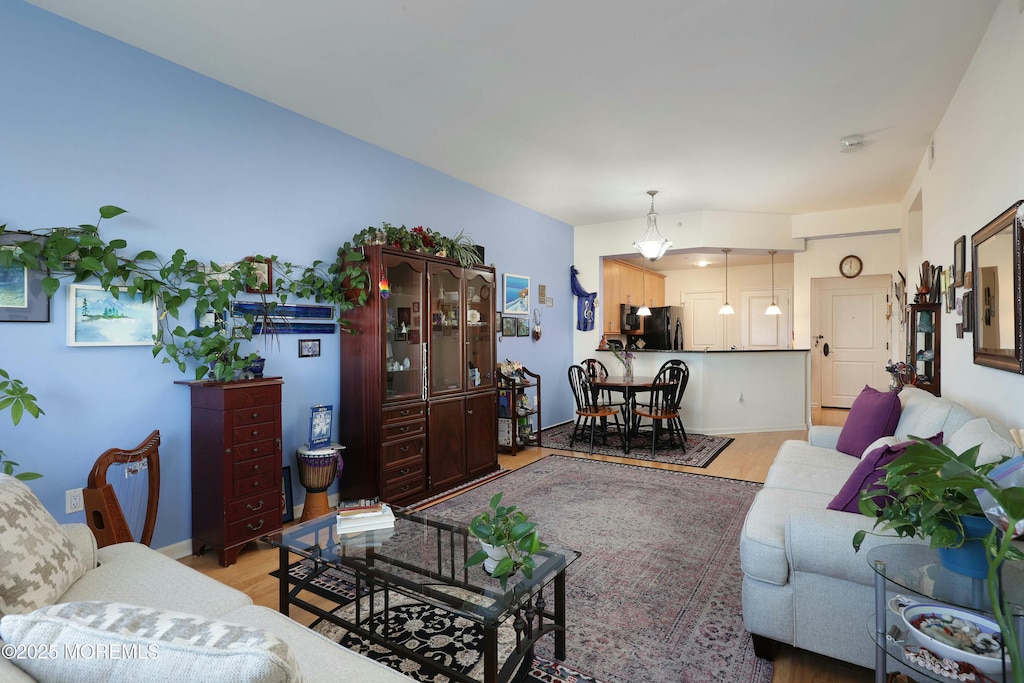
{"left": 338, "top": 245, "right": 498, "bottom": 506}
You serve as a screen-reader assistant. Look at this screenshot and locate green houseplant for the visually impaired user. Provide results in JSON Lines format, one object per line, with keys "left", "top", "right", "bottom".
{"left": 466, "top": 492, "right": 547, "bottom": 590}
{"left": 853, "top": 438, "right": 1024, "bottom": 681}
{"left": 0, "top": 369, "right": 42, "bottom": 480}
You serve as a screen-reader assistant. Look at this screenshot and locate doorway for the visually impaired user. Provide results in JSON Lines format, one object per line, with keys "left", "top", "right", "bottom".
{"left": 811, "top": 274, "right": 892, "bottom": 409}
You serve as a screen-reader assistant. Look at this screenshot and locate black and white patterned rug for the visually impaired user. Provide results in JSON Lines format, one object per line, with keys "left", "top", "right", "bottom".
{"left": 288, "top": 560, "right": 604, "bottom": 683}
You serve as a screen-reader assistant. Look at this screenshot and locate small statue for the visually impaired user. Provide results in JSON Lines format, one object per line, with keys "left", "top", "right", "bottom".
{"left": 598, "top": 334, "right": 608, "bottom": 350}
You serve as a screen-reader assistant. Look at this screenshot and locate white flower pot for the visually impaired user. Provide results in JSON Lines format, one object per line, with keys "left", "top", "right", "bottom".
{"left": 479, "top": 541, "right": 509, "bottom": 574}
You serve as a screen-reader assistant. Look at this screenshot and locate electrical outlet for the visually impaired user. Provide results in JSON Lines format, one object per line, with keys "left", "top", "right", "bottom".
{"left": 65, "top": 488, "right": 84, "bottom": 514}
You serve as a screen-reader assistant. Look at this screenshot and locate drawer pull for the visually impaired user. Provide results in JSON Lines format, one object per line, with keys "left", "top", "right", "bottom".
{"left": 246, "top": 500, "right": 265, "bottom": 512}
{"left": 252, "top": 430, "right": 259, "bottom": 436}
{"left": 467, "top": 409, "right": 474, "bottom": 415}
{"left": 252, "top": 481, "right": 260, "bottom": 488}
{"left": 400, "top": 485, "right": 410, "bottom": 492}
{"left": 252, "top": 411, "right": 260, "bottom": 418}
{"left": 400, "top": 409, "right": 410, "bottom": 416}
{"left": 400, "top": 468, "right": 410, "bottom": 475}
{"left": 252, "top": 464, "right": 260, "bottom": 472}
{"left": 400, "top": 445, "right": 410, "bottom": 452}
{"left": 247, "top": 520, "right": 265, "bottom": 532}
{"left": 252, "top": 447, "right": 260, "bottom": 453}
{"left": 399, "top": 426, "right": 410, "bottom": 433}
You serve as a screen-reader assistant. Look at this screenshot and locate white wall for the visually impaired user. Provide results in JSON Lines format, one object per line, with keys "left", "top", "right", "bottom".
{"left": 898, "top": 0, "right": 1024, "bottom": 428}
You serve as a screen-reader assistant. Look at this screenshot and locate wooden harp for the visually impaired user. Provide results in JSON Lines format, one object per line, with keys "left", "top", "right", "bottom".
{"left": 83, "top": 430, "right": 161, "bottom": 548}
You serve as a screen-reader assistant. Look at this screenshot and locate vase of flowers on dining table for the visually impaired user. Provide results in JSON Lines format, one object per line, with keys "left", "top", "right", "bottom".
{"left": 611, "top": 348, "right": 634, "bottom": 381}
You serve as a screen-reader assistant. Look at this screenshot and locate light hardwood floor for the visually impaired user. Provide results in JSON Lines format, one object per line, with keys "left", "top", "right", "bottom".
{"left": 180, "top": 408, "right": 872, "bottom": 683}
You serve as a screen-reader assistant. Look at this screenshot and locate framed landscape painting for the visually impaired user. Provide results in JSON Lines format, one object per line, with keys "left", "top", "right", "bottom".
{"left": 67, "top": 284, "right": 158, "bottom": 346}
{"left": 0, "top": 231, "right": 49, "bottom": 323}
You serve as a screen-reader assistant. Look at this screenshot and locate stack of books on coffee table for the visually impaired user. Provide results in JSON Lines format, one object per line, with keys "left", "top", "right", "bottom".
{"left": 336, "top": 502, "right": 395, "bottom": 535}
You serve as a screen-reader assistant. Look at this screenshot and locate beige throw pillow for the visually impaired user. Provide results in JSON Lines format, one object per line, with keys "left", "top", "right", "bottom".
{"left": 0, "top": 601, "right": 303, "bottom": 682}
{"left": 0, "top": 475, "right": 91, "bottom": 616}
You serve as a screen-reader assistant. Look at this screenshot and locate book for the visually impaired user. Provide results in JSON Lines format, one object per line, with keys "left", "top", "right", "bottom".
{"left": 337, "top": 504, "right": 395, "bottom": 534}
{"left": 337, "top": 503, "right": 386, "bottom": 520}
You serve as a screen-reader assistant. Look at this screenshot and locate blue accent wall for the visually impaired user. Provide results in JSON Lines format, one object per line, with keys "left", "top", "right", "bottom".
{"left": 0, "top": 0, "right": 573, "bottom": 549}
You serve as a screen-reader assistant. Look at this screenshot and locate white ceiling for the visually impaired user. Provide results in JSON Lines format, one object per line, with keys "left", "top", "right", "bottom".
{"left": 26, "top": 0, "right": 999, "bottom": 227}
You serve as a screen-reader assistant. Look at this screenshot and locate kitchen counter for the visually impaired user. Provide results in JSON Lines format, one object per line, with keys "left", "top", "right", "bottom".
{"left": 595, "top": 349, "right": 810, "bottom": 434}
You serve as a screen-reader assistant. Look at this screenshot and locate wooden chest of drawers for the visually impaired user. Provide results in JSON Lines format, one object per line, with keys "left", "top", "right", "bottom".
{"left": 185, "top": 377, "right": 283, "bottom": 566}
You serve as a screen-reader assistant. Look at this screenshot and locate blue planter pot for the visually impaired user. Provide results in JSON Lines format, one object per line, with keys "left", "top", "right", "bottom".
{"left": 937, "top": 515, "right": 993, "bottom": 579}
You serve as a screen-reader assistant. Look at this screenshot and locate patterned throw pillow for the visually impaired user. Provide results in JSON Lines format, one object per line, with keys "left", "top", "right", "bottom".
{"left": 0, "top": 601, "right": 303, "bottom": 682}
{"left": 0, "top": 475, "right": 91, "bottom": 616}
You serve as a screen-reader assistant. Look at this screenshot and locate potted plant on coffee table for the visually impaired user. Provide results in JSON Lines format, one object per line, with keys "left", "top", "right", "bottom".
{"left": 853, "top": 438, "right": 1024, "bottom": 681}
{"left": 466, "top": 492, "right": 547, "bottom": 590}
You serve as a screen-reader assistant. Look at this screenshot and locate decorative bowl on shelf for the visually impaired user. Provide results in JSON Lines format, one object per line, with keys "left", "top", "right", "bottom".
{"left": 899, "top": 603, "right": 1009, "bottom": 675}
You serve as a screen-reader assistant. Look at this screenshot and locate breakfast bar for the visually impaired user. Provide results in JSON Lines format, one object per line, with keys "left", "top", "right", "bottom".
{"left": 595, "top": 349, "right": 810, "bottom": 435}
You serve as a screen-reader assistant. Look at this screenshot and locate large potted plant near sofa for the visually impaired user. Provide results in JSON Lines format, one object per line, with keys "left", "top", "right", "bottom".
{"left": 854, "top": 438, "right": 1024, "bottom": 681}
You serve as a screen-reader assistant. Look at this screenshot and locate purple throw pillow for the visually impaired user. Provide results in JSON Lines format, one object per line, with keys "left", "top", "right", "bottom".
{"left": 835, "top": 385, "right": 902, "bottom": 456}
{"left": 827, "top": 433, "right": 943, "bottom": 514}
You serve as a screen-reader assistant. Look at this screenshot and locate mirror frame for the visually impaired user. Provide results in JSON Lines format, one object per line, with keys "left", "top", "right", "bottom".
{"left": 971, "top": 200, "right": 1024, "bottom": 373}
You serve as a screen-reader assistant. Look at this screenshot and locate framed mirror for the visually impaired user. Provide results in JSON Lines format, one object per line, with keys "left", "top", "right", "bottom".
{"left": 972, "top": 200, "right": 1024, "bottom": 373}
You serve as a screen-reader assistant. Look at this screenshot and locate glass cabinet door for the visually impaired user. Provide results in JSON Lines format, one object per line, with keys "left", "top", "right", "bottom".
{"left": 429, "top": 263, "right": 464, "bottom": 396}
{"left": 465, "top": 269, "right": 494, "bottom": 389}
{"left": 383, "top": 255, "right": 425, "bottom": 403}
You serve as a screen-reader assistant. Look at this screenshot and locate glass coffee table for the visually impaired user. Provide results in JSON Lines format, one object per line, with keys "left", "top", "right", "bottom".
{"left": 262, "top": 508, "right": 580, "bottom": 683}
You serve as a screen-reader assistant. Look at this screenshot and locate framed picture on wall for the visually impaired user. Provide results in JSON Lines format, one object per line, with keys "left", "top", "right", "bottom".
{"left": 503, "top": 273, "right": 529, "bottom": 314}
{"left": 953, "top": 235, "right": 966, "bottom": 287}
{"left": 0, "top": 231, "right": 50, "bottom": 323}
{"left": 501, "top": 315, "right": 517, "bottom": 337}
{"left": 516, "top": 317, "right": 530, "bottom": 337}
{"left": 67, "top": 284, "right": 158, "bottom": 346}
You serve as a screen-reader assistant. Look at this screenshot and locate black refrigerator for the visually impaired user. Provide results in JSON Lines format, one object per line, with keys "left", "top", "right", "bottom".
{"left": 642, "top": 306, "right": 684, "bottom": 350}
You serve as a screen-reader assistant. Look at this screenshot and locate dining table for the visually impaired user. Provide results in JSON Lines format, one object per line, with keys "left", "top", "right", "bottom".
{"left": 589, "top": 375, "right": 660, "bottom": 454}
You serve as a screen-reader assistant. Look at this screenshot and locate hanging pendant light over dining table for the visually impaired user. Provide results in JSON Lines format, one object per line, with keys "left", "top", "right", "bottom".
{"left": 633, "top": 190, "right": 672, "bottom": 261}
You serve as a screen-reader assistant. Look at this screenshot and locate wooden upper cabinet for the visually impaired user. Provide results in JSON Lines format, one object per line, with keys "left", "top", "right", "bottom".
{"left": 622, "top": 266, "right": 643, "bottom": 307}
{"left": 602, "top": 260, "right": 621, "bottom": 334}
{"left": 645, "top": 271, "right": 666, "bottom": 309}
{"left": 601, "top": 260, "right": 667, "bottom": 334}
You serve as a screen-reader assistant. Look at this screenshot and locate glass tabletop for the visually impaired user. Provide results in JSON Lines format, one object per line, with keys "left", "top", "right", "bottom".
{"left": 867, "top": 543, "right": 1024, "bottom": 615}
{"left": 262, "top": 507, "right": 580, "bottom": 627}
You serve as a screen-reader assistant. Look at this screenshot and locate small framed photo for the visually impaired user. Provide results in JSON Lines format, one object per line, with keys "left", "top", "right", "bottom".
{"left": 964, "top": 271, "right": 974, "bottom": 289}
{"left": 308, "top": 404, "right": 333, "bottom": 449}
{"left": 67, "top": 284, "right": 158, "bottom": 346}
{"left": 298, "top": 338, "right": 320, "bottom": 357}
{"left": 516, "top": 317, "right": 530, "bottom": 337}
{"left": 0, "top": 231, "right": 50, "bottom": 323}
{"left": 501, "top": 315, "right": 517, "bottom": 337}
{"left": 412, "top": 302, "right": 420, "bottom": 313}
{"left": 282, "top": 466, "right": 294, "bottom": 523}
{"left": 962, "top": 290, "right": 973, "bottom": 333}
{"left": 243, "top": 256, "right": 272, "bottom": 294}
{"left": 408, "top": 329, "right": 420, "bottom": 345}
{"left": 953, "top": 235, "right": 966, "bottom": 287}
{"left": 503, "top": 273, "right": 530, "bottom": 315}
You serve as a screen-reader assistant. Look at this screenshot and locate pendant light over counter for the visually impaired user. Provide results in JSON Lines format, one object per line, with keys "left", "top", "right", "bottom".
{"left": 766, "top": 250, "right": 782, "bottom": 315}
{"left": 719, "top": 249, "right": 735, "bottom": 315}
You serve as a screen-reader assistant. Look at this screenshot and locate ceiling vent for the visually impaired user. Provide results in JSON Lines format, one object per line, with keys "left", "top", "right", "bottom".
{"left": 839, "top": 134, "right": 865, "bottom": 153}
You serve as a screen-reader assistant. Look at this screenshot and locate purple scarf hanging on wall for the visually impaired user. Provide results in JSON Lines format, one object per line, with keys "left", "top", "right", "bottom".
{"left": 570, "top": 266, "right": 597, "bottom": 331}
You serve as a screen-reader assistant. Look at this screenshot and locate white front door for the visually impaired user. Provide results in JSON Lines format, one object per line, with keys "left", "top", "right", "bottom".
{"left": 816, "top": 276, "right": 891, "bottom": 408}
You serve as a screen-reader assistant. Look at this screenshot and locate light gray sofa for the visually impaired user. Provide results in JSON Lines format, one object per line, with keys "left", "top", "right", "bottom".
{"left": 0, "top": 474, "right": 413, "bottom": 682}
{"left": 740, "top": 386, "right": 1021, "bottom": 669}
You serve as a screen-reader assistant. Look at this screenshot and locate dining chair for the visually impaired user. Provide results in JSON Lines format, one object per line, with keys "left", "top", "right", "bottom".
{"left": 632, "top": 363, "right": 688, "bottom": 457}
{"left": 568, "top": 365, "right": 624, "bottom": 454}
{"left": 580, "top": 358, "right": 626, "bottom": 410}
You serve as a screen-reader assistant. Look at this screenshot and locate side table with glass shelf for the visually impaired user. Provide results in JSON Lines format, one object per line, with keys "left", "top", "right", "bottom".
{"left": 497, "top": 367, "right": 541, "bottom": 455}
{"left": 867, "top": 544, "right": 1024, "bottom": 683}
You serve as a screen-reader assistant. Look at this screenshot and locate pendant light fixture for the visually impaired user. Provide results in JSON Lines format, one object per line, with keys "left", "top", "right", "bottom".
{"left": 719, "top": 249, "right": 735, "bottom": 315}
{"left": 633, "top": 190, "right": 672, "bottom": 261}
{"left": 637, "top": 261, "right": 651, "bottom": 317}
{"left": 765, "top": 250, "right": 782, "bottom": 315}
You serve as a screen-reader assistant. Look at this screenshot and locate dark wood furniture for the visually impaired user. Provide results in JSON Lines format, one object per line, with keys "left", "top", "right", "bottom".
{"left": 338, "top": 246, "right": 498, "bottom": 506}
{"left": 181, "top": 377, "right": 283, "bottom": 566}
{"left": 497, "top": 366, "right": 541, "bottom": 455}
{"left": 908, "top": 302, "right": 941, "bottom": 396}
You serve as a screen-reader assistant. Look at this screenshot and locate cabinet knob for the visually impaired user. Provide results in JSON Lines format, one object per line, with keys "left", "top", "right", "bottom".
{"left": 246, "top": 500, "right": 265, "bottom": 512}
{"left": 247, "top": 520, "right": 265, "bottom": 532}
{"left": 252, "top": 464, "right": 260, "bottom": 472}
{"left": 252, "top": 411, "right": 260, "bottom": 419}
{"left": 251, "top": 429, "right": 259, "bottom": 436}
{"left": 252, "top": 481, "right": 260, "bottom": 488}
{"left": 252, "top": 446, "right": 259, "bottom": 453}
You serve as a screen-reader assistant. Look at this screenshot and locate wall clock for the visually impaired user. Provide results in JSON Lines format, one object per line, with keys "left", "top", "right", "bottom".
{"left": 839, "top": 254, "right": 863, "bottom": 279}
